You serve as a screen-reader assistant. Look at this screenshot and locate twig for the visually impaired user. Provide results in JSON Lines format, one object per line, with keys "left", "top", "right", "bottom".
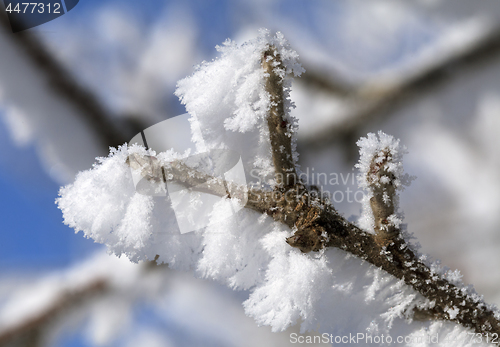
{"left": 126, "top": 147, "right": 500, "bottom": 343}
{"left": 261, "top": 48, "right": 500, "bottom": 342}
{"left": 130, "top": 44, "right": 500, "bottom": 340}
{"left": 0, "top": 257, "right": 168, "bottom": 347}
{"left": 262, "top": 47, "right": 298, "bottom": 188}
{"left": 367, "top": 148, "right": 398, "bottom": 246}
{"left": 7, "top": 29, "right": 499, "bottom": 344}
{"left": 125, "top": 152, "right": 269, "bottom": 213}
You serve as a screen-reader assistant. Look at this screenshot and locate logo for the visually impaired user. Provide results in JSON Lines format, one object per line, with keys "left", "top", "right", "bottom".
{"left": 128, "top": 113, "right": 248, "bottom": 234}
{"left": 2, "top": 0, "right": 79, "bottom": 33}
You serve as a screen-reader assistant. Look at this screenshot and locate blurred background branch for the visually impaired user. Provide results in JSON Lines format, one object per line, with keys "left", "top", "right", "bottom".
{"left": 0, "top": 11, "right": 147, "bottom": 151}
{"left": 299, "top": 20, "right": 500, "bottom": 148}
{"left": 0, "top": 278, "right": 107, "bottom": 347}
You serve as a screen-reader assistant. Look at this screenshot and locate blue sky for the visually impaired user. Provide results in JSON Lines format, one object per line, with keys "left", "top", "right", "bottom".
{"left": 0, "top": 116, "right": 100, "bottom": 272}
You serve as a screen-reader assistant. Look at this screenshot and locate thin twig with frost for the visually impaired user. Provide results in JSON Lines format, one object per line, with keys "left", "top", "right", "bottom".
{"left": 263, "top": 47, "right": 298, "bottom": 188}
{"left": 259, "top": 49, "right": 500, "bottom": 342}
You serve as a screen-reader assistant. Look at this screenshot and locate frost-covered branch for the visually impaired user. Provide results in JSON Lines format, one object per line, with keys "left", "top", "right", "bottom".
{"left": 150, "top": 155, "right": 500, "bottom": 340}
{"left": 323, "top": 215, "right": 500, "bottom": 340}
{"left": 57, "top": 30, "right": 500, "bottom": 344}
{"left": 123, "top": 135, "right": 500, "bottom": 342}
{"left": 300, "top": 21, "right": 500, "bottom": 148}
{"left": 261, "top": 37, "right": 500, "bottom": 341}
{"left": 126, "top": 152, "right": 261, "bottom": 210}
{"left": 263, "top": 46, "right": 299, "bottom": 187}
{"left": 355, "top": 133, "right": 412, "bottom": 246}
{"left": 282, "top": 132, "right": 500, "bottom": 340}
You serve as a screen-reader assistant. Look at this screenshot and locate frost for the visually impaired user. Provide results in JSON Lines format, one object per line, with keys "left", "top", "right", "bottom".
{"left": 56, "top": 144, "right": 201, "bottom": 269}
{"left": 243, "top": 227, "right": 332, "bottom": 332}
{"left": 175, "top": 28, "right": 304, "bottom": 184}
{"left": 197, "top": 200, "right": 274, "bottom": 290}
{"left": 58, "top": 30, "right": 304, "bottom": 271}
{"left": 55, "top": 130, "right": 486, "bottom": 345}
{"left": 444, "top": 269, "right": 464, "bottom": 286}
{"left": 54, "top": 30, "right": 496, "bottom": 343}
{"left": 446, "top": 306, "right": 460, "bottom": 320}
{"left": 356, "top": 131, "right": 411, "bottom": 191}
{"left": 387, "top": 214, "right": 403, "bottom": 229}
{"left": 355, "top": 131, "right": 413, "bottom": 233}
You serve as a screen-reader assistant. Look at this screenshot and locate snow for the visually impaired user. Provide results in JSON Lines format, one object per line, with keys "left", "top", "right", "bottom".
{"left": 0, "top": 251, "right": 305, "bottom": 347}
{"left": 175, "top": 28, "right": 304, "bottom": 185}
{"left": 54, "top": 30, "right": 496, "bottom": 345}
{"left": 58, "top": 29, "right": 306, "bottom": 266}
{"left": 52, "top": 143, "right": 458, "bottom": 341}
{"left": 244, "top": 228, "right": 333, "bottom": 333}
{"left": 197, "top": 202, "right": 274, "bottom": 290}
{"left": 445, "top": 306, "right": 460, "bottom": 320}
{"left": 356, "top": 131, "right": 411, "bottom": 192}
{"left": 57, "top": 144, "right": 201, "bottom": 268}
{"left": 3, "top": 1, "right": 500, "bottom": 345}
{"left": 354, "top": 131, "right": 413, "bottom": 234}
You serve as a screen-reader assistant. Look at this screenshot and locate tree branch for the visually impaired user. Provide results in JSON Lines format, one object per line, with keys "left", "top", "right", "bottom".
{"left": 0, "top": 258, "right": 169, "bottom": 347}
{"left": 262, "top": 47, "right": 298, "bottom": 188}
{"left": 17, "top": 27, "right": 498, "bottom": 343}
{"left": 121, "top": 43, "right": 500, "bottom": 342}
{"left": 366, "top": 148, "right": 398, "bottom": 246}
{"left": 128, "top": 147, "right": 500, "bottom": 342}
{"left": 298, "top": 68, "right": 354, "bottom": 97}
{"left": 264, "top": 43, "right": 500, "bottom": 342}
{"left": 255, "top": 185, "right": 500, "bottom": 342}
{"left": 0, "top": 11, "right": 146, "bottom": 149}
{"left": 0, "top": 278, "right": 107, "bottom": 347}
{"left": 126, "top": 152, "right": 269, "bottom": 213}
